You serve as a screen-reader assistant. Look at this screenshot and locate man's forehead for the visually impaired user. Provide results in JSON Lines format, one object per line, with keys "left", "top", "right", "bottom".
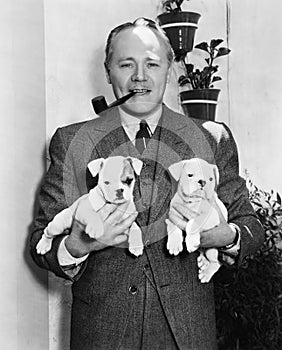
{"left": 113, "top": 26, "right": 163, "bottom": 51}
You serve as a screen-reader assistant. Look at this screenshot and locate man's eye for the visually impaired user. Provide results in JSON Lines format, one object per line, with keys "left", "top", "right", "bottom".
{"left": 120, "top": 63, "right": 133, "bottom": 68}
{"left": 104, "top": 181, "right": 110, "bottom": 185}
{"left": 122, "top": 178, "right": 133, "bottom": 186}
{"left": 147, "top": 62, "right": 159, "bottom": 68}
{"left": 188, "top": 174, "right": 193, "bottom": 177}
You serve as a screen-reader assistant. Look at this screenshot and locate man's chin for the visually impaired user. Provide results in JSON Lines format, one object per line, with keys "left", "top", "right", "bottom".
{"left": 120, "top": 101, "right": 161, "bottom": 117}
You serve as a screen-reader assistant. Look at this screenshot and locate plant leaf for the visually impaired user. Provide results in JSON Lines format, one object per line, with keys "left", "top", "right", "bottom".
{"left": 178, "top": 75, "right": 190, "bottom": 86}
{"left": 185, "top": 63, "right": 194, "bottom": 73}
{"left": 211, "top": 76, "right": 222, "bottom": 83}
{"left": 277, "top": 192, "right": 282, "bottom": 205}
{"left": 195, "top": 42, "right": 209, "bottom": 53}
{"left": 216, "top": 47, "right": 231, "bottom": 58}
{"left": 210, "top": 39, "right": 224, "bottom": 49}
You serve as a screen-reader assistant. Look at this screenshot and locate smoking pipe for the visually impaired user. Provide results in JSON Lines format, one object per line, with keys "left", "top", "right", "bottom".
{"left": 91, "top": 91, "right": 136, "bottom": 115}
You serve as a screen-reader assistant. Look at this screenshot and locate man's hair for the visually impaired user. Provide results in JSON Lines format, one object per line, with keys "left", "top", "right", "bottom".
{"left": 104, "top": 17, "right": 174, "bottom": 71}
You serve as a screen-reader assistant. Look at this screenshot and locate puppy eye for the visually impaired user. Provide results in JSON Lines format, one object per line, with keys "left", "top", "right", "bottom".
{"left": 122, "top": 178, "right": 133, "bottom": 186}
{"left": 104, "top": 181, "right": 110, "bottom": 185}
{"left": 187, "top": 174, "right": 193, "bottom": 177}
{"left": 209, "top": 177, "right": 213, "bottom": 181}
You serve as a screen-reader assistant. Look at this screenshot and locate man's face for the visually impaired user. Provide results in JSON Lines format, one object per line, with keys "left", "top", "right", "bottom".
{"left": 106, "top": 26, "right": 171, "bottom": 118}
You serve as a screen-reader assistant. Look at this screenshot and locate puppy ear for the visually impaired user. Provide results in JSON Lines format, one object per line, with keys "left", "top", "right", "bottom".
{"left": 212, "top": 165, "right": 220, "bottom": 188}
{"left": 127, "top": 157, "right": 143, "bottom": 175}
{"left": 168, "top": 161, "right": 186, "bottom": 181}
{"left": 87, "top": 158, "right": 105, "bottom": 177}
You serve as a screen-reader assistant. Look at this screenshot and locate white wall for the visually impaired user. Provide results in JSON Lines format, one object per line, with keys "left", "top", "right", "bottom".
{"left": 228, "top": 1, "right": 282, "bottom": 193}
{"left": 0, "top": 0, "right": 48, "bottom": 349}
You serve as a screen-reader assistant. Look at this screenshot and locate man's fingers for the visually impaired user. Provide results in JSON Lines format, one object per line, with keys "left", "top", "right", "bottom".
{"left": 114, "top": 212, "right": 138, "bottom": 233}
{"left": 169, "top": 208, "right": 186, "bottom": 231}
{"left": 106, "top": 201, "right": 133, "bottom": 224}
{"left": 98, "top": 203, "right": 118, "bottom": 221}
{"left": 173, "top": 202, "right": 198, "bottom": 220}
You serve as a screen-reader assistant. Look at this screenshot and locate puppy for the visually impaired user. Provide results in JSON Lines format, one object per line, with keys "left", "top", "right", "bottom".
{"left": 36, "top": 156, "right": 144, "bottom": 257}
{"left": 166, "top": 158, "right": 228, "bottom": 283}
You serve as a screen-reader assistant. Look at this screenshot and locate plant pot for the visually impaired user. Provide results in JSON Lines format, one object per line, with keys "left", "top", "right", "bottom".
{"left": 180, "top": 89, "right": 220, "bottom": 121}
{"left": 157, "top": 12, "right": 201, "bottom": 58}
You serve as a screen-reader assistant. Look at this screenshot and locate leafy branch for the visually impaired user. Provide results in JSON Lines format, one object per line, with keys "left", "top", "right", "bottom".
{"left": 178, "top": 39, "right": 231, "bottom": 89}
{"left": 162, "top": 0, "right": 188, "bottom": 13}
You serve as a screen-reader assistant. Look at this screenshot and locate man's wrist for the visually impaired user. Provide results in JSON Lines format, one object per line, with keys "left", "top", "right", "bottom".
{"left": 65, "top": 236, "right": 90, "bottom": 258}
{"left": 219, "top": 223, "right": 241, "bottom": 255}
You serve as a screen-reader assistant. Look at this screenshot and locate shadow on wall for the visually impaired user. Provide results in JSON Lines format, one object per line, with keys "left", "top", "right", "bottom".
{"left": 24, "top": 145, "right": 48, "bottom": 288}
{"left": 25, "top": 144, "right": 73, "bottom": 350}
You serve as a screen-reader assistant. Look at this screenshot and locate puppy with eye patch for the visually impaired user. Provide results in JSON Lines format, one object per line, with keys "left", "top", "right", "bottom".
{"left": 36, "top": 156, "right": 144, "bottom": 257}
{"left": 166, "top": 158, "right": 228, "bottom": 283}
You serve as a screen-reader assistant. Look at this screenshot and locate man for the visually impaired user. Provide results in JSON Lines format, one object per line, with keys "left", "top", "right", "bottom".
{"left": 30, "top": 17, "right": 264, "bottom": 349}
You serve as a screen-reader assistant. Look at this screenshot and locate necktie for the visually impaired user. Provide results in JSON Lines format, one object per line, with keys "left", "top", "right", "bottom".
{"left": 135, "top": 120, "right": 151, "bottom": 154}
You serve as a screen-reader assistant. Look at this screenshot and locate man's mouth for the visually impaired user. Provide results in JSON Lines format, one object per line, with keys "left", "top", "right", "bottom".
{"left": 130, "top": 88, "right": 151, "bottom": 95}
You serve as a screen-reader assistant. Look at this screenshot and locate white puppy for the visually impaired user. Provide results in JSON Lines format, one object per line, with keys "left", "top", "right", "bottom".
{"left": 166, "top": 158, "right": 228, "bottom": 283}
{"left": 36, "top": 156, "right": 144, "bottom": 257}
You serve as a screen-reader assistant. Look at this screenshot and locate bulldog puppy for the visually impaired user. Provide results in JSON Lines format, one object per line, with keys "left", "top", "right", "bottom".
{"left": 166, "top": 158, "right": 228, "bottom": 283}
{"left": 36, "top": 156, "right": 144, "bottom": 257}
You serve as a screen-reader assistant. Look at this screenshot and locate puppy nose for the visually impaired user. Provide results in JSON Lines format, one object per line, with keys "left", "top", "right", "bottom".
{"left": 116, "top": 188, "right": 124, "bottom": 196}
{"left": 198, "top": 180, "right": 206, "bottom": 187}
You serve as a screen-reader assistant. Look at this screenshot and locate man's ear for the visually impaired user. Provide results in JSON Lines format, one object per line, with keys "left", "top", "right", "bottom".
{"left": 104, "top": 63, "right": 111, "bottom": 84}
{"left": 88, "top": 158, "right": 105, "bottom": 177}
{"left": 166, "top": 64, "right": 173, "bottom": 84}
{"left": 168, "top": 160, "right": 186, "bottom": 181}
{"left": 127, "top": 157, "right": 143, "bottom": 175}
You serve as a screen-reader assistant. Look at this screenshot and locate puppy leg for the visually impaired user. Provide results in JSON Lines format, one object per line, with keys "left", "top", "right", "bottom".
{"left": 128, "top": 223, "right": 143, "bottom": 257}
{"left": 198, "top": 248, "right": 221, "bottom": 283}
{"left": 75, "top": 197, "right": 104, "bottom": 239}
{"left": 36, "top": 207, "right": 73, "bottom": 254}
{"left": 185, "top": 219, "right": 201, "bottom": 253}
{"left": 165, "top": 219, "right": 184, "bottom": 255}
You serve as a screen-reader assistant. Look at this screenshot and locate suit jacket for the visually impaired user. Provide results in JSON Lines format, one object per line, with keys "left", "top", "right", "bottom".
{"left": 30, "top": 105, "right": 264, "bottom": 349}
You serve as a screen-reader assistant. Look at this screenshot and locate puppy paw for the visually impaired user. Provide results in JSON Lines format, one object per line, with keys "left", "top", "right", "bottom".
{"left": 36, "top": 237, "right": 52, "bottom": 255}
{"left": 185, "top": 234, "right": 200, "bottom": 253}
{"left": 129, "top": 245, "right": 144, "bottom": 257}
{"left": 198, "top": 262, "right": 220, "bottom": 283}
{"left": 84, "top": 217, "right": 104, "bottom": 239}
{"left": 197, "top": 251, "right": 220, "bottom": 283}
{"left": 166, "top": 233, "right": 183, "bottom": 256}
{"left": 127, "top": 224, "right": 143, "bottom": 257}
{"left": 85, "top": 223, "right": 104, "bottom": 239}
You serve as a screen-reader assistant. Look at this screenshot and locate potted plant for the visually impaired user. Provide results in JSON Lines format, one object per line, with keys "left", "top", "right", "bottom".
{"left": 157, "top": 0, "right": 201, "bottom": 60}
{"left": 214, "top": 176, "right": 282, "bottom": 349}
{"left": 179, "top": 39, "right": 231, "bottom": 121}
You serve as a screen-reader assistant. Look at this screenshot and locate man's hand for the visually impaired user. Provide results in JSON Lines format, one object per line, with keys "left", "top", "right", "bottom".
{"left": 65, "top": 202, "right": 138, "bottom": 258}
{"left": 200, "top": 198, "right": 235, "bottom": 248}
{"left": 168, "top": 201, "right": 198, "bottom": 231}
{"left": 168, "top": 200, "right": 236, "bottom": 248}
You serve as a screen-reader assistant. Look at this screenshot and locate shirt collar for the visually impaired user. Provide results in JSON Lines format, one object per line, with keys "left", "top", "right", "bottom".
{"left": 118, "top": 105, "right": 162, "bottom": 134}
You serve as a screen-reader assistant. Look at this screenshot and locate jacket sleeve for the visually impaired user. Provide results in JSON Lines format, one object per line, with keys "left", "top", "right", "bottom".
{"left": 215, "top": 123, "right": 265, "bottom": 264}
{"left": 29, "top": 128, "right": 87, "bottom": 281}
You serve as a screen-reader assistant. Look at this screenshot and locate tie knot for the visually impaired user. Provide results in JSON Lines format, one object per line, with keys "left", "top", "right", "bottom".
{"left": 140, "top": 120, "right": 148, "bottom": 130}
{"left": 135, "top": 120, "right": 151, "bottom": 154}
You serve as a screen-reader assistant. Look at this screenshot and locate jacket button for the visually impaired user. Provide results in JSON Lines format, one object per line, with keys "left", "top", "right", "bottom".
{"left": 129, "top": 285, "right": 138, "bottom": 295}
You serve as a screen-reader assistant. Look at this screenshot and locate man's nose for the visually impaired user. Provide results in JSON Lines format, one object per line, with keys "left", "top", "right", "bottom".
{"left": 131, "top": 64, "right": 147, "bottom": 81}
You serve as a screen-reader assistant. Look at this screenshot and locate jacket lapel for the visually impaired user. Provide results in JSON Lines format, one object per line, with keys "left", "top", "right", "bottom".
{"left": 86, "top": 106, "right": 139, "bottom": 160}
